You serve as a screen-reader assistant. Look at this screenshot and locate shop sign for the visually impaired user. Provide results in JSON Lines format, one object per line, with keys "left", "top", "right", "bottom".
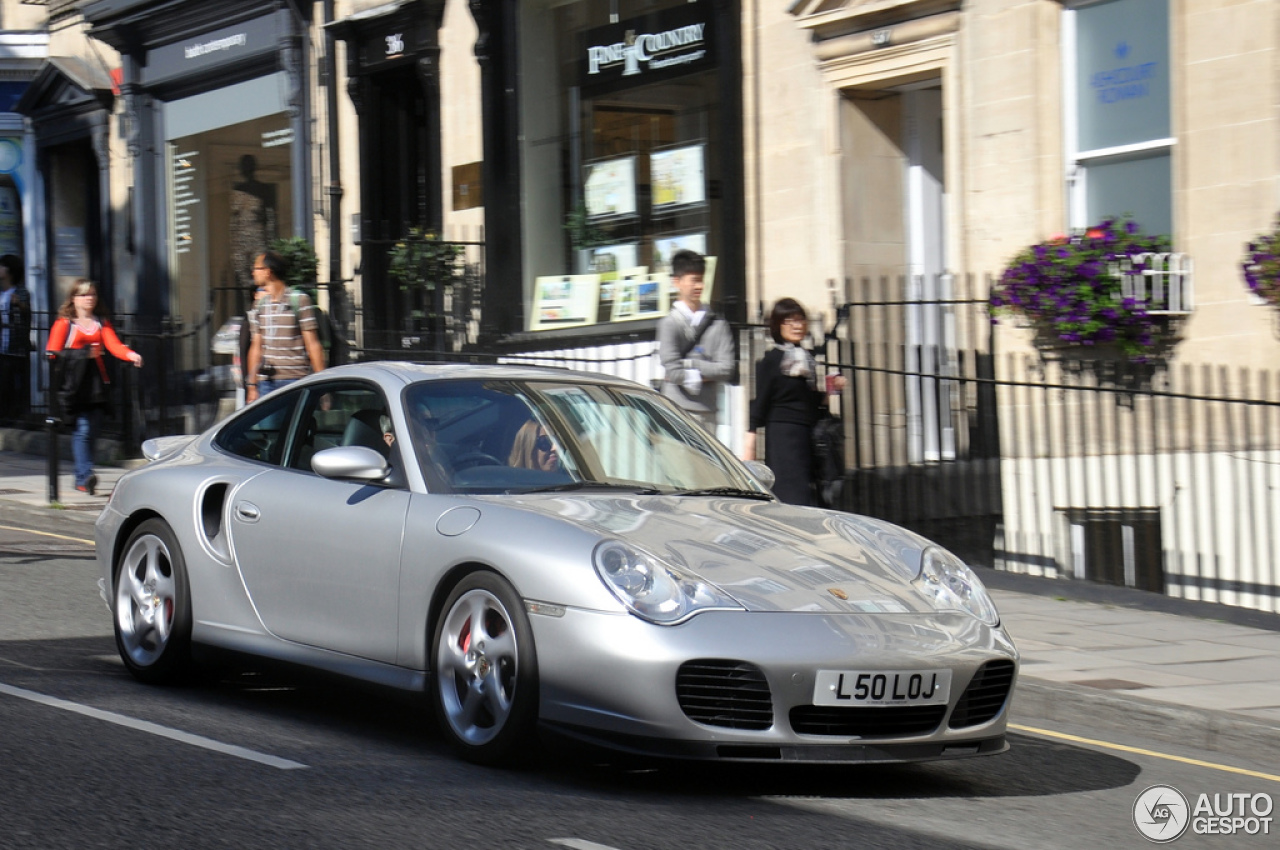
{"left": 145, "top": 15, "right": 282, "bottom": 86}
{"left": 581, "top": 4, "right": 715, "bottom": 93}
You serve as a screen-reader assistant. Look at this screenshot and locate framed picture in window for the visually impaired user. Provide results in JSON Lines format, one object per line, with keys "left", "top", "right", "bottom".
{"left": 652, "top": 232, "right": 706, "bottom": 273}
{"left": 607, "top": 267, "right": 668, "bottom": 323}
{"left": 584, "top": 155, "right": 637, "bottom": 218}
{"left": 530, "top": 274, "right": 602, "bottom": 330}
{"left": 650, "top": 144, "right": 706, "bottom": 211}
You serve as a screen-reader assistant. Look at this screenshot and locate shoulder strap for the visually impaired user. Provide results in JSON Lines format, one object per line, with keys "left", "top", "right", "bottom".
{"left": 678, "top": 311, "right": 717, "bottom": 359}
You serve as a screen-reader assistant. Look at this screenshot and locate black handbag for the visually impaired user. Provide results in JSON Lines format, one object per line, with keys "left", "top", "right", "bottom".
{"left": 812, "top": 413, "right": 844, "bottom": 508}
{"left": 52, "top": 346, "right": 109, "bottom": 424}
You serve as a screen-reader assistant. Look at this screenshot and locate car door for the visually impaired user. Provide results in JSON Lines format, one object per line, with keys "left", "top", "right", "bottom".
{"left": 228, "top": 381, "right": 410, "bottom": 663}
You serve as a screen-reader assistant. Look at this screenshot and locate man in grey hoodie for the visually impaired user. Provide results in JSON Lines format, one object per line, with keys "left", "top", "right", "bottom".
{"left": 656, "top": 249, "right": 734, "bottom": 431}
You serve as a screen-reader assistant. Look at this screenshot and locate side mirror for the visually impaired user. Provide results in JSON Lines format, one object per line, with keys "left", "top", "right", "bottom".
{"left": 312, "top": 445, "right": 390, "bottom": 482}
{"left": 744, "top": 460, "right": 775, "bottom": 490}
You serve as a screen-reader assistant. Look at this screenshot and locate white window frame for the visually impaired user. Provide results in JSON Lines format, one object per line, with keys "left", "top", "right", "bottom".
{"left": 1062, "top": 0, "right": 1174, "bottom": 232}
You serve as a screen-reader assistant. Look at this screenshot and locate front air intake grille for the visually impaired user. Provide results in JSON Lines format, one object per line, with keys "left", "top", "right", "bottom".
{"left": 676, "top": 660, "right": 773, "bottom": 730}
{"left": 948, "top": 660, "right": 1016, "bottom": 729}
{"left": 789, "top": 704, "right": 946, "bottom": 737}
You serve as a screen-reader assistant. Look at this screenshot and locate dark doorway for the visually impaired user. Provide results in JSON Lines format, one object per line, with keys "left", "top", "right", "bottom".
{"left": 360, "top": 62, "right": 440, "bottom": 337}
{"left": 44, "top": 138, "right": 104, "bottom": 308}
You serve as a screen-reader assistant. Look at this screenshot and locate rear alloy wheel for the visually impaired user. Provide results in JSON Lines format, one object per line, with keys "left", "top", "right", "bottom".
{"left": 114, "top": 519, "right": 192, "bottom": 684}
{"left": 432, "top": 572, "right": 538, "bottom": 764}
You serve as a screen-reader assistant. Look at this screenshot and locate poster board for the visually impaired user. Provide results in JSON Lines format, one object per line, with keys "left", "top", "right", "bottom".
{"left": 584, "top": 156, "right": 637, "bottom": 218}
{"left": 652, "top": 232, "right": 706, "bottom": 273}
{"left": 605, "top": 267, "right": 669, "bottom": 323}
{"left": 587, "top": 243, "right": 638, "bottom": 278}
{"left": 650, "top": 144, "right": 706, "bottom": 210}
{"left": 530, "top": 274, "right": 602, "bottom": 330}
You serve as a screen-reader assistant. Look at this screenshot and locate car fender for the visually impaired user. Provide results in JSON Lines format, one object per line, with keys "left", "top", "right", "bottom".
{"left": 397, "top": 496, "right": 625, "bottom": 669}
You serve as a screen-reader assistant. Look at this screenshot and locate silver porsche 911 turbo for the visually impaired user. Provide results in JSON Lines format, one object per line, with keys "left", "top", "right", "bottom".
{"left": 96, "top": 361, "right": 1018, "bottom": 765}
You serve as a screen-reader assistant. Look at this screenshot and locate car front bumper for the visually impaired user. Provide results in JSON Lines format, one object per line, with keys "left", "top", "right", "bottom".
{"left": 528, "top": 605, "right": 1018, "bottom": 763}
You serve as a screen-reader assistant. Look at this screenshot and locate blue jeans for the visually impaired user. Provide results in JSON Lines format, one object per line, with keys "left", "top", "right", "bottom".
{"left": 258, "top": 377, "right": 298, "bottom": 398}
{"left": 71, "top": 409, "right": 101, "bottom": 487}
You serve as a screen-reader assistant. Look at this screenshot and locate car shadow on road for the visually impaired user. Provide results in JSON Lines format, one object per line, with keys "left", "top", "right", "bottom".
{"left": 4, "top": 637, "right": 1139, "bottom": 804}
{"left": 539, "top": 731, "right": 1140, "bottom": 800}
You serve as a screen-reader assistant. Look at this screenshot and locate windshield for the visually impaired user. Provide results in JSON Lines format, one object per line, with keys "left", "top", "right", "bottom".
{"left": 402, "top": 379, "right": 768, "bottom": 496}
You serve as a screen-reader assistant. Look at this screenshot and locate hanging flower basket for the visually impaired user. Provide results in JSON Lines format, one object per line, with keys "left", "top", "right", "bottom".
{"left": 1241, "top": 214, "right": 1280, "bottom": 307}
{"left": 990, "top": 217, "right": 1174, "bottom": 361}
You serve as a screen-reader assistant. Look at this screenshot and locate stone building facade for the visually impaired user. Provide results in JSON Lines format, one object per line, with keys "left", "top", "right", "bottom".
{"left": 2, "top": 0, "right": 1277, "bottom": 382}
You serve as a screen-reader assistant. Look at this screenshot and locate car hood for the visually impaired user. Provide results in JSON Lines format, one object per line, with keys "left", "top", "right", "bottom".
{"left": 491, "top": 493, "right": 941, "bottom": 614}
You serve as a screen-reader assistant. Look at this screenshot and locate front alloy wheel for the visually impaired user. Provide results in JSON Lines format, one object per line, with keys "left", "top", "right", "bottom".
{"left": 432, "top": 572, "right": 538, "bottom": 764}
{"left": 114, "top": 519, "right": 192, "bottom": 684}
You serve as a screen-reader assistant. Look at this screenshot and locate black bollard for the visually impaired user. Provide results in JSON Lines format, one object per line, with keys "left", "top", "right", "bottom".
{"left": 46, "top": 414, "right": 59, "bottom": 503}
{"left": 45, "top": 350, "right": 60, "bottom": 503}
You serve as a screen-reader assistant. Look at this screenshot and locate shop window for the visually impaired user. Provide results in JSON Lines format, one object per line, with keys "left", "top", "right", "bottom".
{"left": 520, "top": 0, "right": 722, "bottom": 332}
{"left": 1064, "top": 0, "right": 1172, "bottom": 237}
{"left": 165, "top": 73, "right": 295, "bottom": 348}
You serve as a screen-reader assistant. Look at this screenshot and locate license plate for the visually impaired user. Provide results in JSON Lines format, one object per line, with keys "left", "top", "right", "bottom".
{"left": 813, "top": 669, "right": 952, "bottom": 707}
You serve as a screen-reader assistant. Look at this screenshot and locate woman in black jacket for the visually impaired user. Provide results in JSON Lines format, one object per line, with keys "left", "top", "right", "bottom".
{"left": 743, "top": 298, "right": 843, "bottom": 505}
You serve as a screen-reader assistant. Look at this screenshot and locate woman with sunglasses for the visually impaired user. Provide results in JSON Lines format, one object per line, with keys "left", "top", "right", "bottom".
{"left": 508, "top": 420, "right": 561, "bottom": 472}
{"left": 46, "top": 279, "right": 143, "bottom": 495}
{"left": 743, "top": 297, "right": 844, "bottom": 505}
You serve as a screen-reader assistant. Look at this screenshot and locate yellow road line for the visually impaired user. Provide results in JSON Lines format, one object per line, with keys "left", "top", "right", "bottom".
{"left": 1010, "top": 723, "right": 1280, "bottom": 783}
{"left": 0, "top": 524, "right": 94, "bottom": 547}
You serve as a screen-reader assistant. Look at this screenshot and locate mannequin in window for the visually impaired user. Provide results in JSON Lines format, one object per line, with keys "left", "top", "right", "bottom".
{"left": 230, "top": 154, "right": 278, "bottom": 288}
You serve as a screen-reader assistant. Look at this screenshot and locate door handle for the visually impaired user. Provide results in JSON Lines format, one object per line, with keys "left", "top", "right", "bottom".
{"left": 235, "top": 502, "right": 261, "bottom": 522}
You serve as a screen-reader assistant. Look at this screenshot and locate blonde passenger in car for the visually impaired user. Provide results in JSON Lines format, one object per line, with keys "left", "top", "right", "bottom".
{"left": 509, "top": 420, "right": 561, "bottom": 472}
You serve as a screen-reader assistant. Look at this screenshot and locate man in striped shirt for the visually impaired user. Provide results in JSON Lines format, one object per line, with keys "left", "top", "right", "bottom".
{"left": 245, "top": 250, "right": 326, "bottom": 402}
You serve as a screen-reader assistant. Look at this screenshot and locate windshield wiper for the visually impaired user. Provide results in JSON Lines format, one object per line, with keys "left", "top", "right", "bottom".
{"left": 520, "top": 482, "right": 655, "bottom": 494}
{"left": 667, "top": 487, "right": 775, "bottom": 500}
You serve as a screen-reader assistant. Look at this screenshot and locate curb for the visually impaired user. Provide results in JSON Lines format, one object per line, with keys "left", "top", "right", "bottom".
{"left": 982, "top": 566, "right": 1280, "bottom": 633}
{"left": 0, "top": 500, "right": 102, "bottom": 532}
{"left": 1012, "top": 678, "right": 1280, "bottom": 769}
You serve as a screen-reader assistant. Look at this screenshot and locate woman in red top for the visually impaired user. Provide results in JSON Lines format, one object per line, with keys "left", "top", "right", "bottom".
{"left": 46, "top": 279, "right": 143, "bottom": 494}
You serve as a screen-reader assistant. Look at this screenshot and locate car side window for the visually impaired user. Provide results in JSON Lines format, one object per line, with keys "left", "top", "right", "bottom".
{"left": 213, "top": 389, "right": 301, "bottom": 466}
{"left": 286, "top": 382, "right": 399, "bottom": 482}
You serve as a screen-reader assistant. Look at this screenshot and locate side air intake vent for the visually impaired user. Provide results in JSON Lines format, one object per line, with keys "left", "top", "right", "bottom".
{"left": 676, "top": 660, "right": 773, "bottom": 730}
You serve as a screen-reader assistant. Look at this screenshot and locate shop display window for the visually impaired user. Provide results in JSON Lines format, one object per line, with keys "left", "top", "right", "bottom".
{"left": 520, "top": 0, "right": 721, "bottom": 332}
{"left": 165, "top": 74, "right": 295, "bottom": 345}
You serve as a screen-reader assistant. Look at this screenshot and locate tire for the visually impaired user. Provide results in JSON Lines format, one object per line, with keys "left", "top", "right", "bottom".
{"left": 431, "top": 571, "right": 538, "bottom": 765}
{"left": 113, "top": 519, "right": 193, "bottom": 684}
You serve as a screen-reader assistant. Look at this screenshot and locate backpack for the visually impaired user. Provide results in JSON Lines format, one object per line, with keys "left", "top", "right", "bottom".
{"left": 258, "top": 287, "right": 336, "bottom": 367}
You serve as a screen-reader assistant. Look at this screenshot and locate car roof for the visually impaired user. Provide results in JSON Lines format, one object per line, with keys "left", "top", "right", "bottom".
{"left": 311, "top": 360, "right": 646, "bottom": 391}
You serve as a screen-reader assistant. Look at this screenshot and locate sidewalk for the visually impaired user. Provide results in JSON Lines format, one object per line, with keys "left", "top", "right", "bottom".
{"left": 1, "top": 442, "right": 1278, "bottom": 766}
{"left": 0, "top": 446, "right": 136, "bottom": 510}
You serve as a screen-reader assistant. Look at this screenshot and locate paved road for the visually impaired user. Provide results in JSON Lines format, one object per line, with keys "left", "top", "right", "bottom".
{"left": 2, "top": 513, "right": 1277, "bottom": 848}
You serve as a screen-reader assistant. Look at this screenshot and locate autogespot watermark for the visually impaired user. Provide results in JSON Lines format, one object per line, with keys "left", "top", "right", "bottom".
{"left": 1133, "top": 784, "right": 1274, "bottom": 842}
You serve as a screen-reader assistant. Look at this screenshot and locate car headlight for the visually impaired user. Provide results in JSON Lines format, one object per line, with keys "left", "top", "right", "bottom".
{"left": 593, "top": 541, "right": 742, "bottom": 624}
{"left": 914, "top": 546, "right": 1000, "bottom": 626}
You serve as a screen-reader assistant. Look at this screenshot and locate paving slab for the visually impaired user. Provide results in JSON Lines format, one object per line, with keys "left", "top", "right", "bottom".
{"left": 1132, "top": 681, "right": 1280, "bottom": 712}
{"left": 1102, "top": 642, "right": 1273, "bottom": 665}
